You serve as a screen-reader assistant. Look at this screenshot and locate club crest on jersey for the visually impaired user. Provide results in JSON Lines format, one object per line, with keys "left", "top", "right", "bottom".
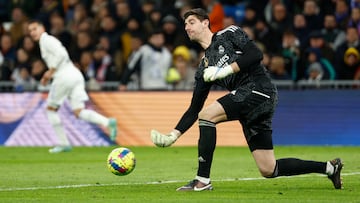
{"left": 218, "top": 45, "right": 225, "bottom": 54}
{"left": 203, "top": 57, "right": 209, "bottom": 67}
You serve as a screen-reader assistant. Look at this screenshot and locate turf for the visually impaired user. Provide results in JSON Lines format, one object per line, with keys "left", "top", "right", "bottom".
{"left": 0, "top": 146, "right": 359, "bottom": 203}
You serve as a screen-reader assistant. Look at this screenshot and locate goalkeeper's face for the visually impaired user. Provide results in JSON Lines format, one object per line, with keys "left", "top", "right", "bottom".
{"left": 184, "top": 15, "right": 209, "bottom": 42}
{"left": 28, "top": 22, "right": 45, "bottom": 42}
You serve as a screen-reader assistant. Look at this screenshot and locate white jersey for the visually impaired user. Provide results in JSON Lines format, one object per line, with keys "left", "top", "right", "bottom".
{"left": 39, "top": 32, "right": 88, "bottom": 109}
{"left": 39, "top": 32, "right": 83, "bottom": 81}
{"left": 127, "top": 44, "right": 172, "bottom": 90}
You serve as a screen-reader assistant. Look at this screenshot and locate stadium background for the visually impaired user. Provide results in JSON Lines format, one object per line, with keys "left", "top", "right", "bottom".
{"left": 1, "top": 89, "right": 359, "bottom": 146}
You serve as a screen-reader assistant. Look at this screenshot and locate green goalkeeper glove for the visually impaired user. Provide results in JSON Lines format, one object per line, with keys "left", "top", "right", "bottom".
{"left": 203, "top": 65, "right": 234, "bottom": 82}
{"left": 150, "top": 129, "right": 178, "bottom": 147}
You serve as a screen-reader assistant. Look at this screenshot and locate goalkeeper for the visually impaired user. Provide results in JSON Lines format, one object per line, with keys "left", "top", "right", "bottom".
{"left": 151, "top": 8, "right": 343, "bottom": 191}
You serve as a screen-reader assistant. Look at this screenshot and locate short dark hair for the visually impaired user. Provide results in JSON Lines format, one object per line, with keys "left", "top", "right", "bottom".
{"left": 183, "top": 8, "right": 209, "bottom": 21}
{"left": 28, "top": 19, "right": 44, "bottom": 26}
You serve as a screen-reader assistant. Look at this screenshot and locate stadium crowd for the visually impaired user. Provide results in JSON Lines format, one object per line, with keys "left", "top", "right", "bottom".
{"left": 1, "top": 0, "right": 360, "bottom": 92}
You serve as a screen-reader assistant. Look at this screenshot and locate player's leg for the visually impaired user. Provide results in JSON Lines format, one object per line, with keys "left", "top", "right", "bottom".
{"left": 248, "top": 130, "right": 343, "bottom": 189}
{"left": 176, "top": 101, "right": 227, "bottom": 191}
{"left": 46, "top": 81, "right": 71, "bottom": 153}
{"left": 69, "top": 83, "right": 118, "bottom": 141}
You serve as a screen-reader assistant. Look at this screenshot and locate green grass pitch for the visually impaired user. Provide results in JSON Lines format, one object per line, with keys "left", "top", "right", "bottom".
{"left": 0, "top": 146, "right": 359, "bottom": 203}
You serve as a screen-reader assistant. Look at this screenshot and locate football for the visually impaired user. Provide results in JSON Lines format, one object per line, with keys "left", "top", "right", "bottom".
{"left": 107, "top": 147, "right": 136, "bottom": 176}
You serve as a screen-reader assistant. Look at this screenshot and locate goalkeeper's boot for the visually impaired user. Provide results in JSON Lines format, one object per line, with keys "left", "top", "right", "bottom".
{"left": 108, "top": 118, "right": 118, "bottom": 141}
{"left": 176, "top": 179, "right": 213, "bottom": 191}
{"left": 327, "top": 158, "right": 343, "bottom": 189}
{"left": 49, "top": 146, "right": 72, "bottom": 153}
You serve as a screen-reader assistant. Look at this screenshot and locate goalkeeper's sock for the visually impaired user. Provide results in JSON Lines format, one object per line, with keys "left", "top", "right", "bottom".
{"left": 78, "top": 109, "right": 109, "bottom": 127}
{"left": 272, "top": 158, "right": 327, "bottom": 177}
{"left": 47, "top": 110, "right": 70, "bottom": 146}
{"left": 197, "top": 119, "right": 216, "bottom": 178}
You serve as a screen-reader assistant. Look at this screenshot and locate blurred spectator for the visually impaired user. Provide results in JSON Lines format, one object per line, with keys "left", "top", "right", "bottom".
{"left": 30, "top": 58, "right": 46, "bottom": 82}
{"left": 306, "top": 62, "right": 324, "bottom": 82}
{"left": 302, "top": 0, "right": 323, "bottom": 32}
{"left": 143, "top": 8, "right": 163, "bottom": 36}
{"left": 268, "top": 54, "right": 291, "bottom": 80}
{"left": 334, "top": 0, "right": 350, "bottom": 30}
{"left": 91, "top": 0, "right": 107, "bottom": 15}
{"left": 264, "top": 0, "right": 282, "bottom": 25}
{"left": 268, "top": 2, "right": 292, "bottom": 46}
{"left": 66, "top": 3, "right": 89, "bottom": 35}
{"left": 120, "top": 17, "right": 143, "bottom": 68}
{"left": 11, "top": 65, "right": 36, "bottom": 91}
{"left": 281, "top": 30, "right": 301, "bottom": 81}
{"left": 254, "top": 17, "right": 281, "bottom": 54}
{"left": 202, "top": 0, "right": 225, "bottom": 32}
{"left": 19, "top": 35, "right": 41, "bottom": 60}
{"left": 49, "top": 13, "right": 72, "bottom": 50}
{"left": 0, "top": 33, "right": 16, "bottom": 80}
{"left": 241, "top": 4, "right": 258, "bottom": 28}
{"left": 166, "top": 45, "right": 196, "bottom": 90}
{"left": 92, "top": 2, "right": 110, "bottom": 34}
{"left": 304, "top": 47, "right": 336, "bottom": 80}
{"left": 223, "top": 15, "right": 236, "bottom": 27}
{"left": 114, "top": 0, "right": 132, "bottom": 32}
{"left": 162, "top": 14, "right": 188, "bottom": 52}
{"left": 8, "top": 0, "right": 41, "bottom": 19}
{"left": 321, "top": 14, "right": 346, "bottom": 51}
{"left": 98, "top": 15, "right": 121, "bottom": 55}
{"left": 92, "top": 44, "right": 119, "bottom": 82}
{"left": 306, "top": 30, "right": 335, "bottom": 65}
{"left": 64, "top": 0, "right": 81, "bottom": 23}
{"left": 242, "top": 26, "right": 266, "bottom": 52}
{"left": 119, "top": 29, "right": 172, "bottom": 91}
{"left": 70, "top": 31, "right": 94, "bottom": 63}
{"left": 78, "top": 50, "right": 93, "bottom": 82}
{"left": 140, "top": 0, "right": 157, "bottom": 26}
{"left": 348, "top": 6, "right": 360, "bottom": 34}
{"left": 292, "top": 13, "right": 309, "bottom": 49}
{"left": 11, "top": 48, "right": 36, "bottom": 91}
{"left": 335, "top": 27, "right": 360, "bottom": 77}
{"left": 36, "top": 0, "right": 64, "bottom": 30}
{"left": 339, "top": 47, "right": 360, "bottom": 80}
{"left": 8, "top": 7, "right": 28, "bottom": 45}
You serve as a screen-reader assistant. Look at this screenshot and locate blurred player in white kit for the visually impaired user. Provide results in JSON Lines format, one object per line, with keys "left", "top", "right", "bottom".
{"left": 28, "top": 20, "right": 118, "bottom": 153}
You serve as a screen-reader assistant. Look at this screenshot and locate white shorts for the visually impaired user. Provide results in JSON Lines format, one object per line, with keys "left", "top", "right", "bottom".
{"left": 47, "top": 75, "right": 89, "bottom": 110}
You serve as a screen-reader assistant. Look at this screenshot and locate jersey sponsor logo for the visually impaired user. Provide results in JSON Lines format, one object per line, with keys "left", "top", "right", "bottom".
{"left": 216, "top": 54, "right": 230, "bottom": 68}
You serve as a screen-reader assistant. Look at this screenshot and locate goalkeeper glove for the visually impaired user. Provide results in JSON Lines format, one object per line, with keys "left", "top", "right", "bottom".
{"left": 203, "top": 65, "right": 234, "bottom": 82}
{"left": 150, "top": 129, "right": 178, "bottom": 147}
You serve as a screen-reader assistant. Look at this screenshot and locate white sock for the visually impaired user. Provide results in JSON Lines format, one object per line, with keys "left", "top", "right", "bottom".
{"left": 326, "top": 161, "right": 334, "bottom": 175}
{"left": 78, "top": 109, "right": 109, "bottom": 127}
{"left": 47, "top": 110, "right": 70, "bottom": 146}
{"left": 195, "top": 176, "right": 210, "bottom": 184}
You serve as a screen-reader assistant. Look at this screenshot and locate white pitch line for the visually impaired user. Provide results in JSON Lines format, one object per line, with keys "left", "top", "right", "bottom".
{"left": 1, "top": 172, "right": 359, "bottom": 192}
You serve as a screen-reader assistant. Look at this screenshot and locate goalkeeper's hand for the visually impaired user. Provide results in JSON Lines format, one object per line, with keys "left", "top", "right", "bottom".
{"left": 150, "top": 129, "right": 178, "bottom": 147}
{"left": 203, "top": 65, "right": 234, "bottom": 82}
